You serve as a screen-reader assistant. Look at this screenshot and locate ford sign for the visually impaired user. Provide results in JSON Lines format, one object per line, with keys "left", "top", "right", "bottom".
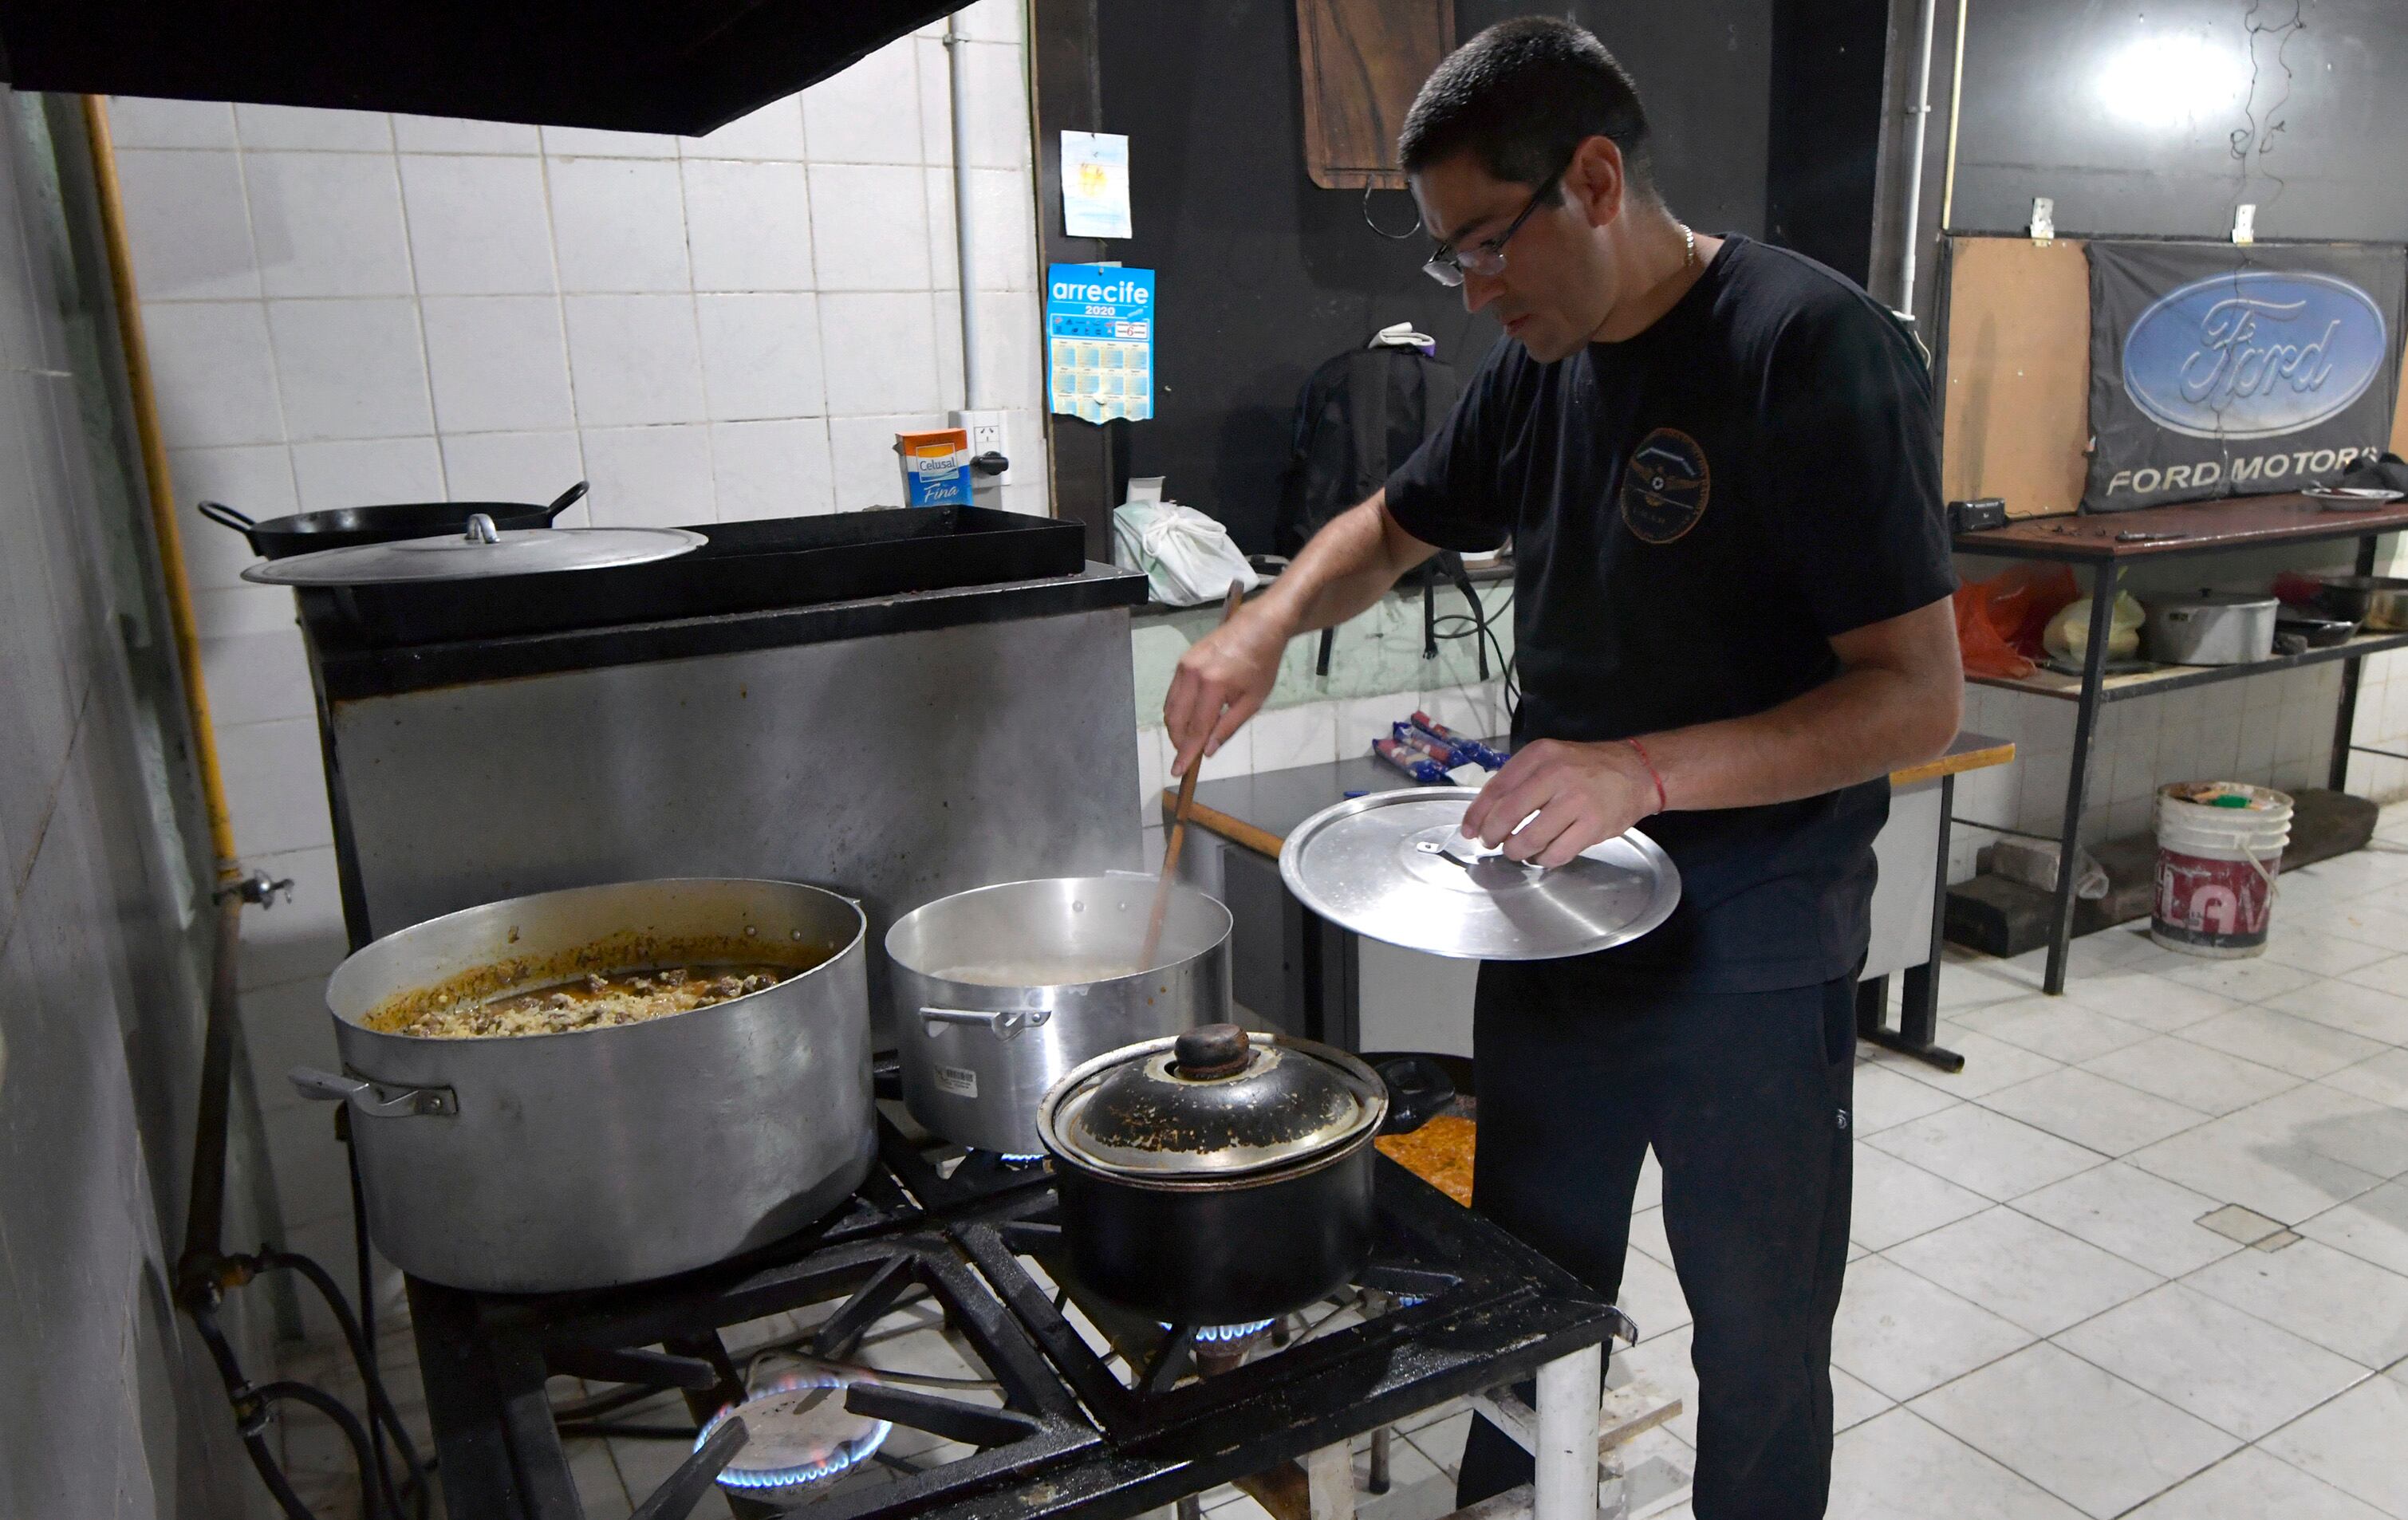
{"left": 2121, "top": 270, "right": 2390, "bottom": 440}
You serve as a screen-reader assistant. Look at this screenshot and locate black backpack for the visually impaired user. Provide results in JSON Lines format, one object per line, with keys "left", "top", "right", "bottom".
{"left": 1275, "top": 343, "right": 1462, "bottom": 558}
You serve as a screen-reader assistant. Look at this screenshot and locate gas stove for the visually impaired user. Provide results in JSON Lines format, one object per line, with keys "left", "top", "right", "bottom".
{"left": 405, "top": 1115, "right": 1628, "bottom": 1520}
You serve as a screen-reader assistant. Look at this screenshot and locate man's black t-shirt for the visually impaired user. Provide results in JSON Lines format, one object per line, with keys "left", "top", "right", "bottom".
{"left": 1384, "top": 234, "right": 1955, "bottom": 992}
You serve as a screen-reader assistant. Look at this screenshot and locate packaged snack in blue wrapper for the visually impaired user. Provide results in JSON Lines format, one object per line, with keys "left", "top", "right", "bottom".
{"left": 1387, "top": 724, "right": 1457, "bottom": 767}
{"left": 1407, "top": 712, "right": 1507, "bottom": 771}
{"left": 1371, "top": 736, "right": 1452, "bottom": 784}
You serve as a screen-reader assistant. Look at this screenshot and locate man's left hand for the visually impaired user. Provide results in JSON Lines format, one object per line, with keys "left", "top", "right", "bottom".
{"left": 1460, "top": 738, "right": 1661, "bottom": 867}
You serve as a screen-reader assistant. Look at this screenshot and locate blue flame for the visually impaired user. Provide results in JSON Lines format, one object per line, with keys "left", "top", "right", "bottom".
{"left": 698, "top": 1369, "right": 891, "bottom": 1493}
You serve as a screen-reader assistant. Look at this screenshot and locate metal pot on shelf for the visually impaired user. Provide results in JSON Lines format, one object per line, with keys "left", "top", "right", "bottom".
{"left": 291, "top": 878, "right": 875, "bottom": 1294}
{"left": 885, "top": 875, "right": 1230, "bottom": 1156}
{"left": 2315, "top": 574, "right": 2408, "bottom": 632}
{"left": 2142, "top": 593, "right": 2280, "bottom": 665}
{"left": 1037, "top": 1025, "right": 1388, "bottom": 1325}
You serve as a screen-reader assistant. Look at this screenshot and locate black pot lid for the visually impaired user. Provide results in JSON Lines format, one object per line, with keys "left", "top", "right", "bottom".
{"left": 242, "top": 513, "right": 704, "bottom": 585}
{"left": 1042, "top": 1026, "right": 1386, "bottom": 1179}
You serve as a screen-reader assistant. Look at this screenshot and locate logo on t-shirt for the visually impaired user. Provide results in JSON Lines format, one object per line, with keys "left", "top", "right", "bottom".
{"left": 1619, "top": 427, "right": 1711, "bottom": 543}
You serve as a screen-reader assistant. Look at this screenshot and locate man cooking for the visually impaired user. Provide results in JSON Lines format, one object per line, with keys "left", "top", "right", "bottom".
{"left": 1161, "top": 17, "right": 1961, "bottom": 1518}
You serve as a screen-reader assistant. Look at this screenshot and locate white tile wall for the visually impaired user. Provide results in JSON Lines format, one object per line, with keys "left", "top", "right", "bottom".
{"left": 113, "top": 149, "right": 259, "bottom": 301}
{"left": 562, "top": 293, "right": 708, "bottom": 425}
{"left": 439, "top": 429, "right": 586, "bottom": 506}
{"left": 802, "top": 39, "right": 925, "bottom": 164}
{"left": 684, "top": 159, "right": 818, "bottom": 293}
{"left": 105, "top": 6, "right": 1048, "bottom": 1263}
{"left": 140, "top": 302, "right": 284, "bottom": 447}
{"left": 581, "top": 424, "right": 718, "bottom": 527}
{"left": 538, "top": 124, "right": 677, "bottom": 159}
{"left": 245, "top": 152, "right": 415, "bottom": 297}
{"left": 392, "top": 113, "right": 541, "bottom": 156}
{"left": 809, "top": 163, "right": 933, "bottom": 291}
{"left": 680, "top": 98, "right": 808, "bottom": 161}
{"left": 397, "top": 155, "right": 556, "bottom": 295}
{"left": 234, "top": 103, "right": 392, "bottom": 152}
{"left": 267, "top": 297, "right": 433, "bottom": 439}
{"left": 290, "top": 437, "right": 444, "bottom": 510}
{"left": 711, "top": 419, "right": 837, "bottom": 520}
{"left": 106, "top": 96, "right": 237, "bottom": 149}
{"left": 821, "top": 291, "right": 944, "bottom": 414}
{"left": 697, "top": 293, "right": 826, "bottom": 421}
{"left": 420, "top": 295, "right": 576, "bottom": 432}
{"left": 548, "top": 156, "right": 692, "bottom": 293}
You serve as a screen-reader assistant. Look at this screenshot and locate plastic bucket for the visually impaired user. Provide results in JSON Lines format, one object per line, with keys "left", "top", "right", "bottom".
{"left": 2150, "top": 783, "right": 2294, "bottom": 958}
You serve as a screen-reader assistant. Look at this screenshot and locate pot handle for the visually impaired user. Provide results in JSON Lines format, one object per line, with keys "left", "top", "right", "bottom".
{"left": 290, "top": 1065, "right": 458, "bottom": 1117}
{"left": 541, "top": 479, "right": 590, "bottom": 522}
{"left": 1420, "top": 834, "right": 1551, "bottom": 882}
{"left": 920, "top": 1006, "right": 1053, "bottom": 1042}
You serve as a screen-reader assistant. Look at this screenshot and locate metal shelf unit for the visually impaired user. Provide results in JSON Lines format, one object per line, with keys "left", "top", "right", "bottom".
{"left": 1952, "top": 493, "right": 2406, "bottom": 995}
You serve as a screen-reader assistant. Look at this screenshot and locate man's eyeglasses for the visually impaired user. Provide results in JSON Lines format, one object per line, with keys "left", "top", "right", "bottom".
{"left": 1422, "top": 163, "right": 1568, "bottom": 288}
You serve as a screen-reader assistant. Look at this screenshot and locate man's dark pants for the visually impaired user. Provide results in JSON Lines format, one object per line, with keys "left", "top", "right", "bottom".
{"left": 1453, "top": 961, "right": 1858, "bottom": 1520}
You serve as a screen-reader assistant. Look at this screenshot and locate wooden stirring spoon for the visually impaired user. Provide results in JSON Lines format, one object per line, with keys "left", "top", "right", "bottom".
{"left": 1139, "top": 581, "right": 1248, "bottom": 973}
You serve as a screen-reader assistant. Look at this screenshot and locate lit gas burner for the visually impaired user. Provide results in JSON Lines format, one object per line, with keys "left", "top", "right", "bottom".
{"left": 1183, "top": 1317, "right": 1279, "bottom": 1377}
{"left": 953, "top": 1148, "right": 1047, "bottom": 1174}
{"left": 697, "top": 1368, "right": 889, "bottom": 1496}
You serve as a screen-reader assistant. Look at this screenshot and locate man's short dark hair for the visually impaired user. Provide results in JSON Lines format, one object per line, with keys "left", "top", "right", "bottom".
{"left": 1397, "top": 17, "right": 1653, "bottom": 198}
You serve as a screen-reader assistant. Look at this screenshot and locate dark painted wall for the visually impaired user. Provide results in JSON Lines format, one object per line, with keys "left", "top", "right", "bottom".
{"left": 1766, "top": 0, "right": 1890, "bottom": 289}
{"left": 1948, "top": 0, "right": 2408, "bottom": 241}
{"left": 1094, "top": 0, "right": 1774, "bottom": 553}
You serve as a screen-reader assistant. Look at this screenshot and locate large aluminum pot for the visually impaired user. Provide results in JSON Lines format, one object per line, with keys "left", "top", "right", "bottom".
{"left": 295, "top": 878, "right": 874, "bottom": 1293}
{"left": 885, "top": 875, "right": 1230, "bottom": 1155}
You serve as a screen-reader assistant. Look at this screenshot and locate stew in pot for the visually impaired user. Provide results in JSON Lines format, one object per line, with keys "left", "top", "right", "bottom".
{"left": 373, "top": 964, "right": 795, "bottom": 1038}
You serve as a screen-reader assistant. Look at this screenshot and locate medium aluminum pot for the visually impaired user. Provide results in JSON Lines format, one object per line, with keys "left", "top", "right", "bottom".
{"left": 1038, "top": 1026, "right": 1387, "bottom": 1325}
{"left": 885, "top": 875, "right": 1231, "bottom": 1156}
{"left": 294, "top": 878, "right": 874, "bottom": 1293}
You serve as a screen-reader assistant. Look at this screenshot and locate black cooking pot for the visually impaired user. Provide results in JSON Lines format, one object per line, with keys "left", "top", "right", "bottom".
{"left": 199, "top": 480, "right": 588, "bottom": 559}
{"left": 1037, "top": 1025, "right": 1388, "bottom": 1325}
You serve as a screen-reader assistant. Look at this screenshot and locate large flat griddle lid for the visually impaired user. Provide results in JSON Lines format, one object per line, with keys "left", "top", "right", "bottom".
{"left": 1279, "top": 787, "right": 1681, "bottom": 961}
{"left": 243, "top": 514, "right": 704, "bottom": 585}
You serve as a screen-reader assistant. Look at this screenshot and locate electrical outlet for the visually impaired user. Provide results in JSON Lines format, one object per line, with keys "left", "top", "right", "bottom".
{"left": 950, "top": 408, "right": 1014, "bottom": 486}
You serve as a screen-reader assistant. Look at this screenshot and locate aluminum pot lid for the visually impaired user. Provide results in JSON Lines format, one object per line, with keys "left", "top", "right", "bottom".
{"left": 241, "top": 513, "right": 704, "bottom": 585}
{"left": 1279, "top": 788, "right": 1681, "bottom": 962}
{"left": 1048, "top": 1027, "right": 1383, "bottom": 1179}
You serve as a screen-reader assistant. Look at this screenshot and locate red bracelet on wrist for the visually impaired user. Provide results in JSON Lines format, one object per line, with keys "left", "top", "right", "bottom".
{"left": 1622, "top": 737, "right": 1668, "bottom": 815}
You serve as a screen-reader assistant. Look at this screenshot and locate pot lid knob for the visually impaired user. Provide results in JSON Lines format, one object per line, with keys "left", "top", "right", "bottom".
{"left": 1173, "top": 1023, "right": 1251, "bottom": 1079}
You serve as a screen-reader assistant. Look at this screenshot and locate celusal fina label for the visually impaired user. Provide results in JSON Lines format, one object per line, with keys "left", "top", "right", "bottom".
{"left": 934, "top": 1065, "right": 979, "bottom": 1098}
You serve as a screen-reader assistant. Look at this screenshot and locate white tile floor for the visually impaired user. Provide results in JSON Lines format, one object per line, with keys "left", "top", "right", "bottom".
{"left": 265, "top": 816, "right": 2408, "bottom": 1520}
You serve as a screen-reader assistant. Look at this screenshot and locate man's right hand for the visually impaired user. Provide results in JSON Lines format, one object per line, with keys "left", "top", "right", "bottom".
{"left": 1163, "top": 606, "right": 1290, "bottom": 778}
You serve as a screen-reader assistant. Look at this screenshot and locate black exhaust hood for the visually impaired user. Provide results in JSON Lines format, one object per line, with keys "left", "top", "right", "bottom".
{"left": 0, "top": 0, "right": 961, "bottom": 136}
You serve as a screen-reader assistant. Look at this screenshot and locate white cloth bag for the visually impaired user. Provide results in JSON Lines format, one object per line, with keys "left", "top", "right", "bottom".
{"left": 1111, "top": 500, "right": 1260, "bottom": 606}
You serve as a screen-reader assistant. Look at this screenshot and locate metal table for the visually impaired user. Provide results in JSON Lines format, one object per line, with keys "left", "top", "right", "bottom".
{"left": 1953, "top": 492, "right": 2408, "bottom": 994}
{"left": 1166, "top": 733, "right": 2013, "bottom": 1073}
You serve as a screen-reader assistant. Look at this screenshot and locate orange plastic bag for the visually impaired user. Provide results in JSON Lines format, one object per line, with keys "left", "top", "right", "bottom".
{"left": 1953, "top": 565, "right": 2079, "bottom": 678}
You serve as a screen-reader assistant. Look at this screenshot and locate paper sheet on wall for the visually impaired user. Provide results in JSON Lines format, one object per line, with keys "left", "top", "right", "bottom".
{"left": 1048, "top": 264, "right": 1153, "bottom": 423}
{"left": 1060, "top": 131, "right": 1133, "bottom": 239}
